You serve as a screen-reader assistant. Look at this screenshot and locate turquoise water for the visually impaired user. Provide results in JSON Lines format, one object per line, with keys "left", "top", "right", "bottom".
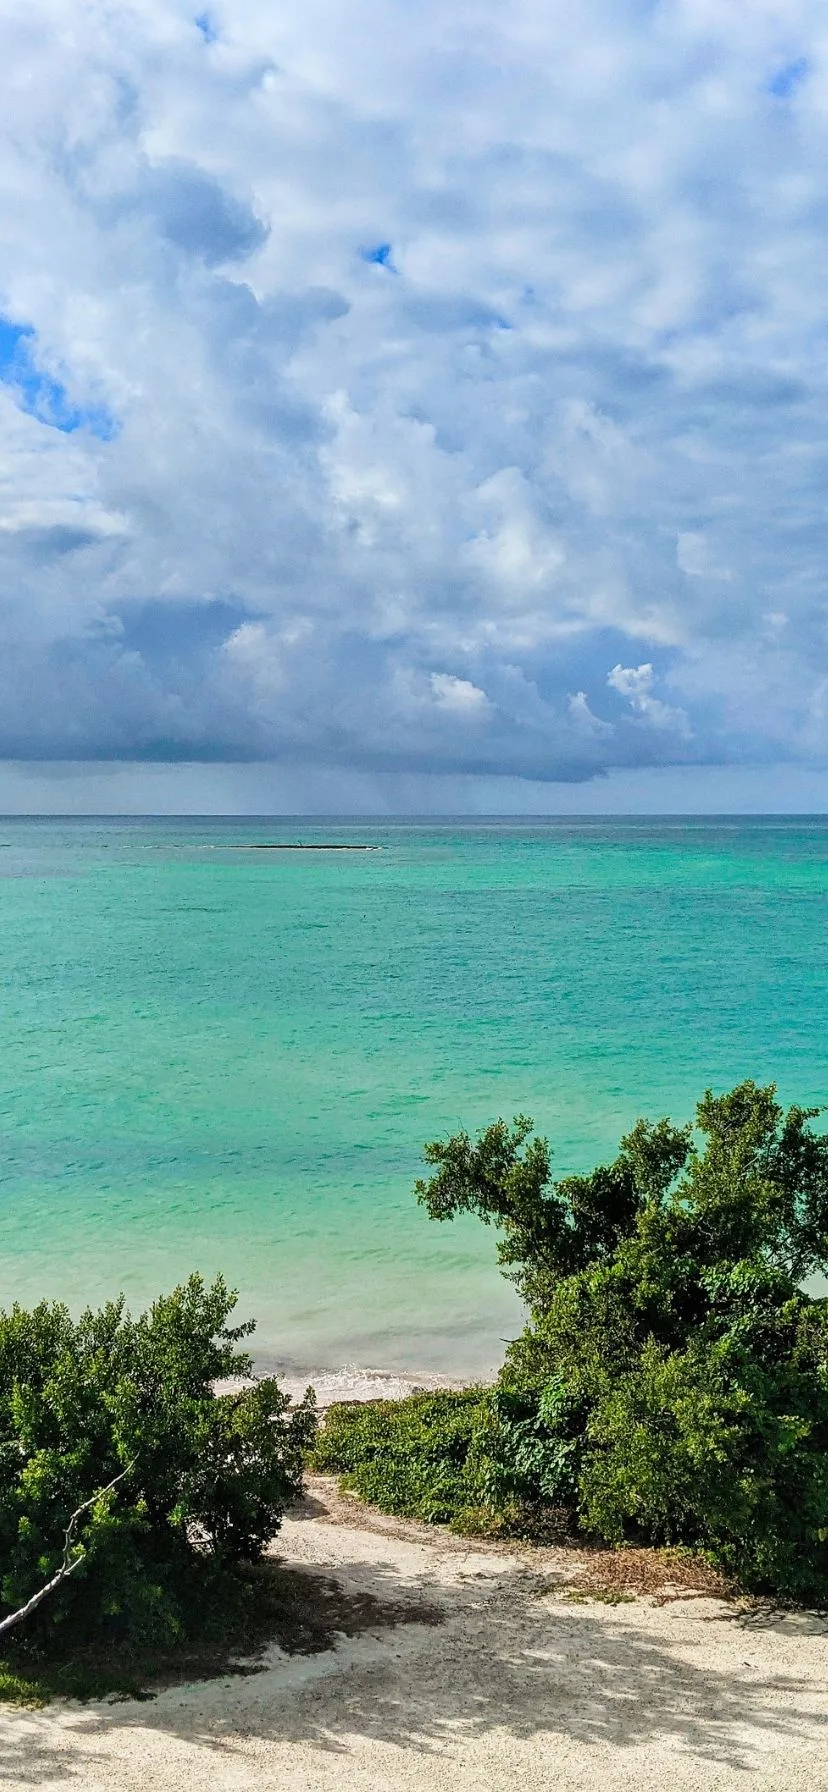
{"left": 1, "top": 816, "right": 828, "bottom": 1374}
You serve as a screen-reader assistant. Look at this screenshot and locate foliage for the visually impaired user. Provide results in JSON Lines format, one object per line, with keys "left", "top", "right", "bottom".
{"left": 411, "top": 1082, "right": 828, "bottom": 1599}
{"left": 0, "top": 1661, "right": 45, "bottom": 1707}
{"left": 312, "top": 1381, "right": 587, "bottom": 1534}
{"left": 0, "top": 1275, "right": 316, "bottom": 1675}
{"left": 311, "top": 1390, "right": 494, "bottom": 1526}
{"left": 415, "top": 1110, "right": 692, "bottom": 1313}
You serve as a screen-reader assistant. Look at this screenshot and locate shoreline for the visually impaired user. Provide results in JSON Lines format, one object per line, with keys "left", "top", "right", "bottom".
{"left": 220, "top": 1362, "right": 473, "bottom": 1409}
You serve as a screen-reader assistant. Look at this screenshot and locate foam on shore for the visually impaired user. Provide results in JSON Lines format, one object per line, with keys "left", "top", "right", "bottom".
{"left": 216, "top": 1363, "right": 472, "bottom": 1408}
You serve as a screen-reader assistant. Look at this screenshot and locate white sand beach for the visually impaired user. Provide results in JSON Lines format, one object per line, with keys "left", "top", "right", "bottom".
{"left": 6, "top": 1474, "right": 828, "bottom": 1792}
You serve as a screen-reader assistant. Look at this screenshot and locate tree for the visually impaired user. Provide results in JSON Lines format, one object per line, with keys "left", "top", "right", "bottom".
{"left": 415, "top": 1083, "right": 828, "bottom": 1599}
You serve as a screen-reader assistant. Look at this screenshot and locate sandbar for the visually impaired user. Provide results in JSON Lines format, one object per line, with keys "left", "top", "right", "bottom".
{"left": 237, "top": 843, "right": 382, "bottom": 851}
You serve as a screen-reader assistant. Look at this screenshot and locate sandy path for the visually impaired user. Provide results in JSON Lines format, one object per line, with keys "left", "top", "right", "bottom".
{"left": 5, "top": 1478, "right": 828, "bottom": 1792}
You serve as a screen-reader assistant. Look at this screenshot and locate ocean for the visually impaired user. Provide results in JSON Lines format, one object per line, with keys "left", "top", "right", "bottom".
{"left": 1, "top": 815, "right": 827, "bottom": 1376}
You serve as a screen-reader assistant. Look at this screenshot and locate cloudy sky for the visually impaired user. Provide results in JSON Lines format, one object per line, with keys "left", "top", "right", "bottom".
{"left": 1, "top": 0, "right": 827, "bottom": 812}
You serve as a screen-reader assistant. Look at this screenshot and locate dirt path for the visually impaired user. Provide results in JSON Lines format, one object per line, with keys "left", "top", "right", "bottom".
{"left": 5, "top": 1478, "right": 828, "bottom": 1791}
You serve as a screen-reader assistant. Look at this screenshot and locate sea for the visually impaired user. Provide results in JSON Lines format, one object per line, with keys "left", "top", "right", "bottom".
{"left": 1, "top": 815, "right": 827, "bottom": 1377}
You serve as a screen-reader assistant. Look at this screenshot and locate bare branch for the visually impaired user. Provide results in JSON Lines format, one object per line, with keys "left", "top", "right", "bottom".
{"left": 0, "top": 1460, "right": 135, "bottom": 1639}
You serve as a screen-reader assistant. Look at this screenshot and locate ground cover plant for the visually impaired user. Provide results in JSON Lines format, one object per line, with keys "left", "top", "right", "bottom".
{"left": 318, "top": 1082, "right": 828, "bottom": 1602}
{"left": 312, "top": 1388, "right": 494, "bottom": 1524}
{"left": 0, "top": 1274, "right": 316, "bottom": 1698}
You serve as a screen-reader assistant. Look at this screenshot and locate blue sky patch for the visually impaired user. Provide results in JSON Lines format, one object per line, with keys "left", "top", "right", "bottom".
{"left": 767, "top": 57, "right": 809, "bottom": 99}
{"left": 360, "top": 242, "right": 396, "bottom": 270}
{"left": 0, "top": 316, "right": 116, "bottom": 438}
{"left": 195, "top": 13, "right": 217, "bottom": 44}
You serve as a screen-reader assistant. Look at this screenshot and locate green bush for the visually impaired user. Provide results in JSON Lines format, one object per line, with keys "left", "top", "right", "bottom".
{"left": 0, "top": 1275, "right": 315, "bottom": 1671}
{"left": 312, "top": 1389, "right": 493, "bottom": 1526}
{"left": 312, "top": 1380, "right": 586, "bottom": 1535}
{"left": 320, "top": 1081, "right": 828, "bottom": 1601}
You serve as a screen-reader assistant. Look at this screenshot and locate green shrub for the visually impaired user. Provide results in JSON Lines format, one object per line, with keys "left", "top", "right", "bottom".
{"left": 379, "top": 1080, "right": 828, "bottom": 1600}
{"left": 312, "top": 1390, "right": 494, "bottom": 1526}
{"left": 0, "top": 1275, "right": 315, "bottom": 1669}
{"left": 572, "top": 1297, "right": 828, "bottom": 1598}
{"left": 483, "top": 1379, "right": 585, "bottom": 1515}
{"left": 312, "top": 1381, "right": 586, "bottom": 1535}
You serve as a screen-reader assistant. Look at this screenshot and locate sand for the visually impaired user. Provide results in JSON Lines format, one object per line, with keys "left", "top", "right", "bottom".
{"left": 5, "top": 1475, "right": 828, "bottom": 1792}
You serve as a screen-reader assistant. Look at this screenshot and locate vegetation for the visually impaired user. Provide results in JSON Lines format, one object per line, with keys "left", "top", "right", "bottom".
{"left": 5, "top": 1075, "right": 827, "bottom": 1702}
{"left": 0, "top": 1274, "right": 315, "bottom": 1695}
{"left": 312, "top": 1383, "right": 581, "bottom": 1537}
{"left": 319, "top": 1082, "right": 828, "bottom": 1602}
{"left": 312, "top": 1388, "right": 494, "bottom": 1526}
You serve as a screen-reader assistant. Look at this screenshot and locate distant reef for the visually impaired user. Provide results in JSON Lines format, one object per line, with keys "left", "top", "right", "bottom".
{"left": 238, "top": 844, "right": 382, "bottom": 851}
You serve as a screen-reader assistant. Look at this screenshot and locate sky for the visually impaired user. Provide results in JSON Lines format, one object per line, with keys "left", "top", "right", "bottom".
{"left": 1, "top": 0, "right": 828, "bottom": 813}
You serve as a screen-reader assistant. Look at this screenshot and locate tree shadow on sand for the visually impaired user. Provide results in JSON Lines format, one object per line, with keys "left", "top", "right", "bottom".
{"left": 0, "top": 1729, "right": 67, "bottom": 1787}
{"left": 12, "top": 1557, "right": 827, "bottom": 1784}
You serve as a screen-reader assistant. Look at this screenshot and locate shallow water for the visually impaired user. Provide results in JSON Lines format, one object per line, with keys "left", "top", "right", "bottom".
{"left": 2, "top": 815, "right": 827, "bottom": 1374}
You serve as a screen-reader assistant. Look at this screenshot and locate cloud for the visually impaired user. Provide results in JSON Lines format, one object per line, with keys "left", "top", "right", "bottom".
{"left": 430, "top": 672, "right": 492, "bottom": 716}
{"left": 124, "top": 160, "right": 268, "bottom": 266}
{"left": 0, "top": 0, "right": 826, "bottom": 788}
{"left": 608, "top": 663, "right": 691, "bottom": 738}
{"left": 676, "top": 531, "right": 731, "bottom": 582}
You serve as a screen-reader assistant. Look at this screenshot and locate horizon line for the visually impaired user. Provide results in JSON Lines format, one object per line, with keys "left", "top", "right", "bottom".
{"left": 2, "top": 811, "right": 828, "bottom": 823}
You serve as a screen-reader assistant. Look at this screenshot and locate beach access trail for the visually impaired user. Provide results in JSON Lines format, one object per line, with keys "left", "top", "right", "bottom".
{"left": 6, "top": 1475, "right": 828, "bottom": 1792}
